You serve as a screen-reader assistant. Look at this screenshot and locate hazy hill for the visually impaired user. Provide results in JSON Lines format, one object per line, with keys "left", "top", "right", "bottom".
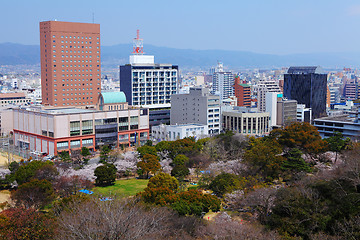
{"left": 1, "top": 42, "right": 360, "bottom": 69}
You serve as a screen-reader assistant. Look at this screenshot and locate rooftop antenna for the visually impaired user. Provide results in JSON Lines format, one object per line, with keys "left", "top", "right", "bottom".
{"left": 92, "top": 12, "right": 94, "bottom": 23}
{"left": 132, "top": 29, "right": 144, "bottom": 54}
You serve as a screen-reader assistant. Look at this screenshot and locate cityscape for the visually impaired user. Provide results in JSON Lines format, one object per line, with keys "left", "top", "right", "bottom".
{"left": 0, "top": 1, "right": 359, "bottom": 239}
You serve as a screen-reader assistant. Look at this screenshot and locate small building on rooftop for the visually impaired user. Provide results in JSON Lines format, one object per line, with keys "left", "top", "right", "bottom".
{"left": 97, "top": 91, "right": 128, "bottom": 111}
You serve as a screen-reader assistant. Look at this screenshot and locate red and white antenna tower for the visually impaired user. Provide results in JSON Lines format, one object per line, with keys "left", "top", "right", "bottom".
{"left": 132, "top": 29, "right": 144, "bottom": 54}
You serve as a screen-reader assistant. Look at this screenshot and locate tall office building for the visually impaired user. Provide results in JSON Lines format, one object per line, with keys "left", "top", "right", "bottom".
{"left": 284, "top": 66, "right": 327, "bottom": 119}
{"left": 257, "top": 80, "right": 281, "bottom": 112}
{"left": 233, "top": 76, "right": 251, "bottom": 107}
{"left": 119, "top": 31, "right": 178, "bottom": 127}
{"left": 40, "top": 21, "right": 101, "bottom": 107}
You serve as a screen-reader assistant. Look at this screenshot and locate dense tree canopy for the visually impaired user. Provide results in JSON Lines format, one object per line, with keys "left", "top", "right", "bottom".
{"left": 94, "top": 163, "right": 117, "bottom": 186}
{"left": 12, "top": 179, "right": 55, "bottom": 209}
{"left": 209, "top": 173, "right": 241, "bottom": 197}
{"left": 137, "top": 145, "right": 158, "bottom": 158}
{"left": 0, "top": 207, "right": 56, "bottom": 240}
{"left": 270, "top": 122, "right": 328, "bottom": 154}
{"left": 137, "top": 154, "right": 161, "bottom": 178}
{"left": 12, "top": 160, "right": 56, "bottom": 185}
{"left": 244, "top": 137, "right": 285, "bottom": 181}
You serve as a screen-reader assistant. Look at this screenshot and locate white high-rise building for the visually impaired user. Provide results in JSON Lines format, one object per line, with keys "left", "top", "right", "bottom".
{"left": 119, "top": 31, "right": 179, "bottom": 128}
{"left": 211, "top": 62, "right": 234, "bottom": 100}
{"left": 257, "top": 80, "right": 282, "bottom": 112}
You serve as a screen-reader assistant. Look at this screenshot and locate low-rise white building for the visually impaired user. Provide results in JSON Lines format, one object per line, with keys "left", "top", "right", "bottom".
{"left": 152, "top": 123, "right": 208, "bottom": 142}
{"left": 297, "top": 104, "right": 312, "bottom": 122}
{"left": 222, "top": 107, "right": 270, "bottom": 136}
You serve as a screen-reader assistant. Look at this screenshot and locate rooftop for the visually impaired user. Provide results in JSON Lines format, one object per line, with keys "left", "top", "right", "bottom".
{"left": 287, "top": 66, "right": 324, "bottom": 74}
{"left": 314, "top": 114, "right": 357, "bottom": 123}
{"left": 0, "top": 92, "right": 26, "bottom": 99}
{"left": 100, "top": 91, "right": 126, "bottom": 104}
{"left": 17, "top": 106, "right": 96, "bottom": 115}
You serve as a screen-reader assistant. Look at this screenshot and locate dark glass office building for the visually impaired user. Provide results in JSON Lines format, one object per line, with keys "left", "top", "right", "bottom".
{"left": 284, "top": 66, "right": 327, "bottom": 119}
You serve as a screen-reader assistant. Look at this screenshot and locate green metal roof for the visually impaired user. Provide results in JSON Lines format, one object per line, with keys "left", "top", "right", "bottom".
{"left": 101, "top": 91, "right": 126, "bottom": 104}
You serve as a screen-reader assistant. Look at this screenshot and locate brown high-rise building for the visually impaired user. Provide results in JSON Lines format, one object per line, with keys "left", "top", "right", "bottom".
{"left": 233, "top": 76, "right": 251, "bottom": 107}
{"left": 40, "top": 21, "right": 101, "bottom": 107}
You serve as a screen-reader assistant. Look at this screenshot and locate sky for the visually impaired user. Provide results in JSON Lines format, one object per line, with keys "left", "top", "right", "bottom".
{"left": 1, "top": 0, "right": 360, "bottom": 54}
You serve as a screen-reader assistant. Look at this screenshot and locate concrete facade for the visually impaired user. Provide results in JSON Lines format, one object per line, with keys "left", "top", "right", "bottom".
{"left": 257, "top": 80, "right": 281, "bottom": 112}
{"left": 297, "top": 104, "right": 312, "bottom": 123}
{"left": 151, "top": 123, "right": 208, "bottom": 142}
{"left": 0, "top": 92, "right": 31, "bottom": 107}
{"left": 0, "top": 108, "right": 13, "bottom": 136}
{"left": 13, "top": 106, "right": 149, "bottom": 155}
{"left": 314, "top": 114, "right": 360, "bottom": 141}
{"left": 222, "top": 109, "right": 270, "bottom": 136}
{"left": 171, "top": 87, "right": 220, "bottom": 135}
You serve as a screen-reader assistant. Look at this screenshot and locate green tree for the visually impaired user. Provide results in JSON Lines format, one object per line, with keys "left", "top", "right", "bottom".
{"left": 209, "top": 173, "right": 241, "bottom": 197}
{"left": 140, "top": 173, "right": 179, "bottom": 205}
{"left": 11, "top": 179, "right": 55, "bottom": 209}
{"left": 271, "top": 122, "right": 328, "bottom": 154}
{"left": 171, "top": 165, "right": 190, "bottom": 179}
{"left": 12, "top": 160, "right": 55, "bottom": 185}
{"left": 244, "top": 137, "right": 285, "bottom": 181}
{"left": 0, "top": 207, "right": 56, "bottom": 239}
{"left": 8, "top": 161, "right": 19, "bottom": 174}
{"left": 81, "top": 147, "right": 91, "bottom": 164}
{"left": 171, "top": 189, "right": 221, "bottom": 216}
{"left": 155, "top": 141, "right": 171, "bottom": 153}
{"left": 137, "top": 145, "right": 157, "bottom": 158}
{"left": 99, "top": 145, "right": 111, "bottom": 163}
{"left": 81, "top": 146, "right": 91, "bottom": 157}
{"left": 59, "top": 151, "right": 71, "bottom": 162}
{"left": 147, "top": 172, "right": 179, "bottom": 191}
{"left": 173, "top": 154, "right": 189, "bottom": 166}
{"left": 325, "top": 132, "right": 349, "bottom": 162}
{"left": 282, "top": 148, "right": 312, "bottom": 173}
{"left": 145, "top": 140, "right": 153, "bottom": 146}
{"left": 94, "top": 163, "right": 117, "bottom": 186}
{"left": 137, "top": 154, "right": 161, "bottom": 178}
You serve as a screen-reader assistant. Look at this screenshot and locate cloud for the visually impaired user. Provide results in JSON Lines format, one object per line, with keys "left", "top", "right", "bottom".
{"left": 347, "top": 5, "right": 360, "bottom": 16}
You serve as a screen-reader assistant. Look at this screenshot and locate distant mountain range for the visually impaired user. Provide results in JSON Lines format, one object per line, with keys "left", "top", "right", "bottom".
{"left": 1, "top": 42, "right": 360, "bottom": 69}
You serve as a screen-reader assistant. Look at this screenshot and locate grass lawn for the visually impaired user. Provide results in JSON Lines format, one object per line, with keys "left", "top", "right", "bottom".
{"left": 93, "top": 179, "right": 149, "bottom": 197}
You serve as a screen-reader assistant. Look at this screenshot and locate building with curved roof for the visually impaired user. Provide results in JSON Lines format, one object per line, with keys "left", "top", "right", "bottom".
{"left": 97, "top": 91, "right": 128, "bottom": 111}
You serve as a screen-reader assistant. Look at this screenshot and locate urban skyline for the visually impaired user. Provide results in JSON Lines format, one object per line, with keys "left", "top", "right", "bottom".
{"left": 2, "top": 0, "right": 360, "bottom": 54}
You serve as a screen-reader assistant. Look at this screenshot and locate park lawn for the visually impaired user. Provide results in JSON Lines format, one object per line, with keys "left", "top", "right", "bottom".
{"left": 93, "top": 179, "right": 149, "bottom": 197}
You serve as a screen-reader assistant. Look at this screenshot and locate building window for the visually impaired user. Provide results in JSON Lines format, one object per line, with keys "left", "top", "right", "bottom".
{"left": 82, "top": 120, "right": 93, "bottom": 134}
{"left": 70, "top": 140, "right": 81, "bottom": 149}
{"left": 130, "top": 116, "right": 138, "bottom": 130}
{"left": 82, "top": 138, "right": 93, "bottom": 146}
{"left": 119, "top": 134, "right": 129, "bottom": 142}
{"left": 70, "top": 121, "right": 80, "bottom": 136}
{"left": 57, "top": 141, "right": 68, "bottom": 150}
